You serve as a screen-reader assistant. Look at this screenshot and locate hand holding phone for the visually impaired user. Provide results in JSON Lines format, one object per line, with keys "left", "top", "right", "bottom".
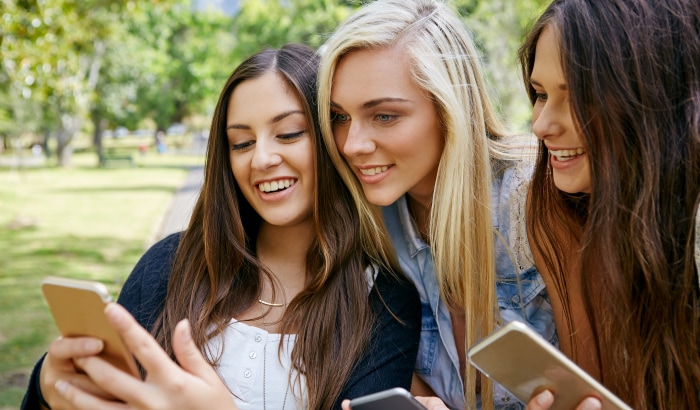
{"left": 41, "top": 276, "right": 139, "bottom": 377}
{"left": 468, "top": 321, "right": 631, "bottom": 410}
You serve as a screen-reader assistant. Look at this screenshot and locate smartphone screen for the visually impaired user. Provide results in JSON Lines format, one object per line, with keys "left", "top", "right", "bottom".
{"left": 41, "top": 276, "right": 140, "bottom": 377}
{"left": 349, "top": 387, "right": 427, "bottom": 410}
{"left": 468, "top": 321, "right": 631, "bottom": 410}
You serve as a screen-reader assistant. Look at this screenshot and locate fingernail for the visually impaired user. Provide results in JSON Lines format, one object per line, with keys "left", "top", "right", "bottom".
{"left": 104, "top": 303, "right": 122, "bottom": 322}
{"left": 55, "top": 380, "right": 68, "bottom": 395}
{"left": 180, "top": 319, "right": 191, "bottom": 343}
{"left": 85, "top": 338, "right": 104, "bottom": 352}
{"left": 536, "top": 390, "right": 554, "bottom": 406}
{"left": 580, "top": 397, "right": 602, "bottom": 410}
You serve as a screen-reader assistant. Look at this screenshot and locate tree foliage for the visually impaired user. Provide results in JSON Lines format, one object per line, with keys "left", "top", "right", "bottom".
{"left": 0, "top": 0, "right": 549, "bottom": 165}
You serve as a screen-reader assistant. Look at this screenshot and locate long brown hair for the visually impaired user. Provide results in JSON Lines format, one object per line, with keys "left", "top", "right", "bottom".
{"left": 151, "top": 43, "right": 399, "bottom": 409}
{"left": 519, "top": 0, "right": 700, "bottom": 408}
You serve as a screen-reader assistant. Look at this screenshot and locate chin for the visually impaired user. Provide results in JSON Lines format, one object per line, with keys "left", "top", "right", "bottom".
{"left": 364, "top": 191, "right": 402, "bottom": 207}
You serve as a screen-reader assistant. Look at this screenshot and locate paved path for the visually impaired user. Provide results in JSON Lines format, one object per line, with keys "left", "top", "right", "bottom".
{"left": 152, "top": 165, "right": 204, "bottom": 243}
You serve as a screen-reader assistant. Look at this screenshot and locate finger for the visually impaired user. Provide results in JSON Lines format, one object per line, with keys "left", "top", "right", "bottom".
{"left": 577, "top": 397, "right": 602, "bottom": 410}
{"left": 172, "top": 319, "right": 219, "bottom": 382}
{"left": 104, "top": 303, "right": 174, "bottom": 374}
{"left": 73, "top": 355, "right": 147, "bottom": 405}
{"left": 341, "top": 399, "right": 351, "bottom": 410}
{"left": 57, "top": 373, "right": 119, "bottom": 400}
{"left": 54, "top": 379, "right": 131, "bottom": 410}
{"left": 48, "top": 337, "right": 104, "bottom": 360}
{"left": 526, "top": 389, "right": 554, "bottom": 410}
{"left": 415, "top": 396, "right": 450, "bottom": 410}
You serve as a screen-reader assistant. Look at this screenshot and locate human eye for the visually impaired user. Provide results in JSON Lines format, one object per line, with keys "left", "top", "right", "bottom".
{"left": 375, "top": 113, "right": 396, "bottom": 123}
{"left": 330, "top": 111, "right": 350, "bottom": 123}
{"left": 278, "top": 130, "right": 305, "bottom": 142}
{"left": 231, "top": 140, "right": 255, "bottom": 151}
{"left": 534, "top": 92, "right": 548, "bottom": 104}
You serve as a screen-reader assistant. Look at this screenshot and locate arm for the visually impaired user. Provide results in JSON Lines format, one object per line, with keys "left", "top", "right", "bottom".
{"left": 20, "top": 233, "right": 181, "bottom": 410}
{"left": 52, "top": 303, "right": 237, "bottom": 410}
{"left": 335, "top": 268, "right": 422, "bottom": 407}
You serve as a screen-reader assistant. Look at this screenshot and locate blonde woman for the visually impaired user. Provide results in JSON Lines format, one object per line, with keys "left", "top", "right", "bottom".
{"left": 318, "top": 0, "right": 555, "bottom": 409}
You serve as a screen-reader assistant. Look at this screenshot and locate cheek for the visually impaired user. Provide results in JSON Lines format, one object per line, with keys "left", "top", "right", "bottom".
{"left": 230, "top": 157, "right": 248, "bottom": 187}
{"left": 333, "top": 129, "right": 349, "bottom": 155}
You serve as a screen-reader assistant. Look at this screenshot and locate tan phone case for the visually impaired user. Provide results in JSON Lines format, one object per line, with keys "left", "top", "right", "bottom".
{"left": 468, "top": 321, "right": 631, "bottom": 410}
{"left": 41, "top": 276, "right": 139, "bottom": 377}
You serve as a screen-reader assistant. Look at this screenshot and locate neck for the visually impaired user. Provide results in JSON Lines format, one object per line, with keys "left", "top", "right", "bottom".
{"left": 256, "top": 221, "right": 314, "bottom": 296}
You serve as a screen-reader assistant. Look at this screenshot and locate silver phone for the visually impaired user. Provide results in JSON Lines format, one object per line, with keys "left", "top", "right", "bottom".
{"left": 468, "top": 321, "right": 631, "bottom": 410}
{"left": 349, "top": 387, "right": 427, "bottom": 410}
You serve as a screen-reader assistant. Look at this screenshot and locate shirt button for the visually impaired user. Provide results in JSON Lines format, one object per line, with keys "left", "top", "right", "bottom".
{"left": 255, "top": 335, "right": 262, "bottom": 342}
{"left": 511, "top": 294, "right": 521, "bottom": 304}
{"left": 249, "top": 352, "right": 257, "bottom": 359}
{"left": 244, "top": 370, "right": 251, "bottom": 378}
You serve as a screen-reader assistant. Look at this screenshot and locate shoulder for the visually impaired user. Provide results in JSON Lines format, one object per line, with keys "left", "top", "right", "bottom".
{"left": 118, "top": 232, "right": 182, "bottom": 329}
{"left": 491, "top": 159, "right": 536, "bottom": 276}
{"left": 373, "top": 265, "right": 419, "bottom": 300}
{"left": 370, "top": 265, "right": 421, "bottom": 325}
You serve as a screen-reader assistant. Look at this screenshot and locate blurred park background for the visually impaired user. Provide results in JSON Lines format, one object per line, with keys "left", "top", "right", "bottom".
{"left": 0, "top": 0, "right": 548, "bottom": 406}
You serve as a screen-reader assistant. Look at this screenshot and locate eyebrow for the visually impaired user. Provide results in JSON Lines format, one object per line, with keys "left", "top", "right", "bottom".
{"left": 330, "top": 97, "right": 410, "bottom": 111}
{"left": 227, "top": 110, "right": 304, "bottom": 130}
{"left": 530, "top": 79, "right": 568, "bottom": 91}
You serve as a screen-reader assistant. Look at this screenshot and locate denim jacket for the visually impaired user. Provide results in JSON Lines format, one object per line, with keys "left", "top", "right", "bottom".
{"left": 382, "top": 160, "right": 557, "bottom": 410}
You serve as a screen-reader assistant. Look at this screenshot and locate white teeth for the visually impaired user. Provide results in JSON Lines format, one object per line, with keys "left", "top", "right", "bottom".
{"left": 359, "top": 166, "right": 388, "bottom": 176}
{"left": 550, "top": 148, "right": 585, "bottom": 161}
{"left": 258, "top": 179, "right": 295, "bottom": 193}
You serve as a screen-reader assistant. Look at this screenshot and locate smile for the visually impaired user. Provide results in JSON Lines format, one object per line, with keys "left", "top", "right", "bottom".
{"left": 258, "top": 179, "right": 296, "bottom": 193}
{"left": 359, "top": 166, "right": 389, "bottom": 176}
{"left": 549, "top": 148, "right": 585, "bottom": 162}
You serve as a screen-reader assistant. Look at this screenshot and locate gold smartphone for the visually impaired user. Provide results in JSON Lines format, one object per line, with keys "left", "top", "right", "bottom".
{"left": 468, "top": 321, "right": 632, "bottom": 410}
{"left": 41, "top": 276, "right": 139, "bottom": 377}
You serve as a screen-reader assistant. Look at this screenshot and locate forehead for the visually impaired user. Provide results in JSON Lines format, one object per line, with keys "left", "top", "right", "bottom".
{"left": 331, "top": 46, "right": 421, "bottom": 101}
{"left": 531, "top": 26, "right": 564, "bottom": 81}
{"left": 227, "top": 72, "right": 304, "bottom": 122}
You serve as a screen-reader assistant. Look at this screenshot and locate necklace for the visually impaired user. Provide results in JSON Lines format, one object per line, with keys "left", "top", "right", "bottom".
{"left": 260, "top": 302, "right": 289, "bottom": 410}
{"left": 258, "top": 298, "right": 286, "bottom": 307}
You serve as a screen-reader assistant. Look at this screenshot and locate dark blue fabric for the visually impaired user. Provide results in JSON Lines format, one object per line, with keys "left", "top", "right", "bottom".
{"left": 22, "top": 232, "right": 421, "bottom": 409}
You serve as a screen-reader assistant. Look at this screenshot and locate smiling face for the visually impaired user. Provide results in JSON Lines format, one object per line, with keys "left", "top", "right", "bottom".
{"left": 531, "top": 26, "right": 591, "bottom": 194}
{"left": 329, "top": 46, "right": 444, "bottom": 207}
{"left": 226, "top": 71, "right": 315, "bottom": 228}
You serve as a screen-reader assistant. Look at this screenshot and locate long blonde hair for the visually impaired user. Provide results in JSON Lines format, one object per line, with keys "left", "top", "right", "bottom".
{"left": 318, "top": 0, "right": 517, "bottom": 407}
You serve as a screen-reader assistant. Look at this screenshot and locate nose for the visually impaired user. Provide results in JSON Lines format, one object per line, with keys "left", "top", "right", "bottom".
{"left": 340, "top": 121, "right": 375, "bottom": 158}
{"left": 251, "top": 139, "right": 282, "bottom": 171}
{"left": 532, "top": 101, "right": 566, "bottom": 140}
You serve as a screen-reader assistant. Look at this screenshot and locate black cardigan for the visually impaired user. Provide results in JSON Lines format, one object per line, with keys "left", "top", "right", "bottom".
{"left": 22, "top": 232, "right": 421, "bottom": 409}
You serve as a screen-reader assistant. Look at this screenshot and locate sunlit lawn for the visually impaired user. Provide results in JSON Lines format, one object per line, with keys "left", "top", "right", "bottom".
{"left": 0, "top": 150, "right": 204, "bottom": 407}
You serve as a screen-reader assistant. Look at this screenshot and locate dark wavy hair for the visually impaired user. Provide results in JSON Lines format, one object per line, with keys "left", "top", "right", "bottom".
{"left": 519, "top": 0, "right": 700, "bottom": 408}
{"left": 151, "top": 43, "right": 397, "bottom": 409}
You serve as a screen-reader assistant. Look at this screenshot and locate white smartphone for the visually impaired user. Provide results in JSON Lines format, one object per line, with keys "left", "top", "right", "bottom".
{"left": 41, "top": 276, "right": 140, "bottom": 377}
{"left": 349, "top": 387, "right": 427, "bottom": 410}
{"left": 468, "top": 321, "right": 631, "bottom": 410}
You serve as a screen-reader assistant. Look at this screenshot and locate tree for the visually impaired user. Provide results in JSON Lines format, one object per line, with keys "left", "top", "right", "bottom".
{"left": 460, "top": 0, "right": 550, "bottom": 131}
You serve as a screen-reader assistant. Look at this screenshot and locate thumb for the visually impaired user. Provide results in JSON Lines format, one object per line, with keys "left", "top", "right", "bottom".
{"left": 172, "top": 319, "right": 218, "bottom": 382}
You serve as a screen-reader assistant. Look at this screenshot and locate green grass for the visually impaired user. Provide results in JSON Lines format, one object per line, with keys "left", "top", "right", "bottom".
{"left": 0, "top": 150, "right": 204, "bottom": 406}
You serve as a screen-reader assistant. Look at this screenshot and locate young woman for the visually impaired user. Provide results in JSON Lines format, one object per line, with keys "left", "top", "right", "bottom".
{"left": 318, "top": 0, "right": 556, "bottom": 409}
{"left": 519, "top": 0, "right": 700, "bottom": 409}
{"left": 22, "top": 43, "right": 421, "bottom": 410}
